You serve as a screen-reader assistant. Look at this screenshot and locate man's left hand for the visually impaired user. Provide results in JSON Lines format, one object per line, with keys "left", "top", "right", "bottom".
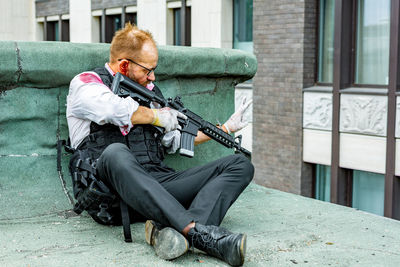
{"left": 161, "top": 130, "right": 181, "bottom": 154}
{"left": 223, "top": 97, "right": 252, "bottom": 133}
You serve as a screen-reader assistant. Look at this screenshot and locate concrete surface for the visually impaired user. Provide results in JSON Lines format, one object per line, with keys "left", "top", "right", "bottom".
{"left": 2, "top": 181, "right": 400, "bottom": 267}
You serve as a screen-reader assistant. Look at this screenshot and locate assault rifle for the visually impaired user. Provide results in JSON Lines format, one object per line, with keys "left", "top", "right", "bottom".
{"left": 111, "top": 72, "right": 251, "bottom": 158}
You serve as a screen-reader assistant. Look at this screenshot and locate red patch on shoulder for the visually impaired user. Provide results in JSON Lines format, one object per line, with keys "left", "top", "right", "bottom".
{"left": 79, "top": 73, "right": 103, "bottom": 84}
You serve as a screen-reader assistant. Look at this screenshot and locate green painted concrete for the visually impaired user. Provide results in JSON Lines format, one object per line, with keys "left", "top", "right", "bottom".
{"left": 0, "top": 41, "right": 256, "bottom": 170}
{"left": 0, "top": 41, "right": 256, "bottom": 88}
{"left": 1, "top": 41, "right": 400, "bottom": 266}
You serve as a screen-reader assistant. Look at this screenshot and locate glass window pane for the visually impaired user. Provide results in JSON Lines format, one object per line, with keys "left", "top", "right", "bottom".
{"left": 174, "top": 8, "right": 181, "bottom": 45}
{"left": 61, "top": 20, "right": 70, "bottom": 42}
{"left": 46, "top": 21, "right": 58, "bottom": 41}
{"left": 114, "top": 17, "right": 121, "bottom": 33}
{"left": 355, "top": 0, "right": 390, "bottom": 85}
{"left": 105, "top": 15, "right": 122, "bottom": 43}
{"left": 318, "top": 0, "right": 335, "bottom": 83}
{"left": 125, "top": 13, "right": 137, "bottom": 26}
{"left": 55, "top": 21, "right": 59, "bottom": 41}
{"left": 352, "top": 170, "right": 384, "bottom": 216}
{"left": 173, "top": 7, "right": 191, "bottom": 46}
{"left": 233, "top": 0, "right": 253, "bottom": 53}
{"left": 315, "top": 164, "right": 331, "bottom": 202}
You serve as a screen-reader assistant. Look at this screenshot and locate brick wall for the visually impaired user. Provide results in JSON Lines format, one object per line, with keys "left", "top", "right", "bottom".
{"left": 91, "top": 0, "right": 137, "bottom": 10}
{"left": 36, "top": 0, "right": 69, "bottom": 17}
{"left": 253, "top": 0, "right": 316, "bottom": 195}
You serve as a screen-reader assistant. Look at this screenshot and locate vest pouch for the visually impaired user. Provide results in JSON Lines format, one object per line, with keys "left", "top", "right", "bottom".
{"left": 70, "top": 151, "right": 121, "bottom": 225}
{"left": 146, "top": 139, "right": 162, "bottom": 164}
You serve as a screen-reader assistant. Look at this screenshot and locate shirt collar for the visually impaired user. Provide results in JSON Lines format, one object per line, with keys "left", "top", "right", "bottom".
{"left": 105, "top": 63, "right": 116, "bottom": 76}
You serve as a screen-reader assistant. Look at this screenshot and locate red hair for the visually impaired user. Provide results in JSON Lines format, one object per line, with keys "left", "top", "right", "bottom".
{"left": 109, "top": 22, "right": 156, "bottom": 63}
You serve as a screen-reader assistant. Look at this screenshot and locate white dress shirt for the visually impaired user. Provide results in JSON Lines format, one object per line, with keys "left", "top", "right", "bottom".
{"left": 66, "top": 64, "right": 139, "bottom": 149}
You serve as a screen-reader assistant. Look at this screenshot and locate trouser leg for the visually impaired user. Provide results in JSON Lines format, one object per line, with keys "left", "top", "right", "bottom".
{"left": 96, "top": 143, "right": 193, "bottom": 231}
{"left": 149, "top": 154, "right": 254, "bottom": 226}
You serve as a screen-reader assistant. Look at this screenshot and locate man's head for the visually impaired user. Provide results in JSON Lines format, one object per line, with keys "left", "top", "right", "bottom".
{"left": 109, "top": 23, "right": 158, "bottom": 87}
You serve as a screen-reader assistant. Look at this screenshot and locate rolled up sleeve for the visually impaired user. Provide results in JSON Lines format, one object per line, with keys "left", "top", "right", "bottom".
{"left": 67, "top": 72, "right": 138, "bottom": 129}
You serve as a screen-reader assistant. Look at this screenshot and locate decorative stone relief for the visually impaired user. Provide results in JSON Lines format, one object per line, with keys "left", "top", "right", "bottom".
{"left": 396, "top": 97, "right": 400, "bottom": 138}
{"left": 340, "top": 94, "right": 387, "bottom": 136}
{"left": 303, "top": 92, "right": 332, "bottom": 130}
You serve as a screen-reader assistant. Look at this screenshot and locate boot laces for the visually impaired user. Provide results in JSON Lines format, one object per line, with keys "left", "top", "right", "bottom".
{"left": 191, "top": 228, "right": 224, "bottom": 257}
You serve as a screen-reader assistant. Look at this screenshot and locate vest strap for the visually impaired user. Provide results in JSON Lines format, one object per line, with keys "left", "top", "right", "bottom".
{"left": 120, "top": 200, "right": 132, "bottom": 242}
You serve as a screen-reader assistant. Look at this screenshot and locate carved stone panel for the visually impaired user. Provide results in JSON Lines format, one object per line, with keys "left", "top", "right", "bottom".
{"left": 396, "top": 97, "right": 400, "bottom": 138}
{"left": 340, "top": 94, "right": 387, "bottom": 136}
{"left": 303, "top": 92, "right": 332, "bottom": 130}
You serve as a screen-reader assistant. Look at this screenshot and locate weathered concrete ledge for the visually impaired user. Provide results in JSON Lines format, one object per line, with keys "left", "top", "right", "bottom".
{"left": 0, "top": 41, "right": 257, "bottom": 89}
{"left": 0, "top": 41, "right": 257, "bottom": 170}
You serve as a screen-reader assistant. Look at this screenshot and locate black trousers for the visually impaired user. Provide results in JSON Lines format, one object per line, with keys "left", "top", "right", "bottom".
{"left": 96, "top": 143, "right": 254, "bottom": 232}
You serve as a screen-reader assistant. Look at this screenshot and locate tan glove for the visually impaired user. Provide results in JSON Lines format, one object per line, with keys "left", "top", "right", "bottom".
{"left": 152, "top": 107, "right": 187, "bottom": 132}
{"left": 223, "top": 97, "right": 252, "bottom": 134}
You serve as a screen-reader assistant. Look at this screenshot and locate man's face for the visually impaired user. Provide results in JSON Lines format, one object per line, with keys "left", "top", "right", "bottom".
{"left": 127, "top": 42, "right": 158, "bottom": 87}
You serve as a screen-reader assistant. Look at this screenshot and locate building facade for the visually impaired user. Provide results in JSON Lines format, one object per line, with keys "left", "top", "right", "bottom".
{"left": 253, "top": 0, "right": 400, "bottom": 220}
{"left": 2, "top": 0, "right": 399, "bottom": 219}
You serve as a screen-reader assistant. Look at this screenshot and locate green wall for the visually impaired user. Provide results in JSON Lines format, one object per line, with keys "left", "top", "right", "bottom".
{"left": 0, "top": 41, "right": 256, "bottom": 219}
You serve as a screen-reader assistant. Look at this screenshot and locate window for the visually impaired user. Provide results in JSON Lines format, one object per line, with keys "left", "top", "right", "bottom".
{"left": 233, "top": 0, "right": 253, "bottom": 53}
{"left": 315, "top": 165, "right": 385, "bottom": 216}
{"left": 352, "top": 170, "right": 385, "bottom": 216}
{"left": 61, "top": 20, "right": 70, "bottom": 41}
{"left": 105, "top": 15, "right": 122, "bottom": 43}
{"left": 46, "top": 21, "right": 59, "bottom": 41}
{"left": 315, "top": 164, "right": 331, "bottom": 202}
{"left": 317, "top": 0, "right": 335, "bottom": 83}
{"left": 173, "top": 7, "right": 191, "bottom": 46}
{"left": 45, "top": 19, "right": 69, "bottom": 41}
{"left": 317, "top": 0, "right": 390, "bottom": 86}
{"left": 99, "top": 12, "right": 137, "bottom": 43}
{"left": 355, "top": 0, "right": 390, "bottom": 85}
{"left": 125, "top": 13, "right": 137, "bottom": 26}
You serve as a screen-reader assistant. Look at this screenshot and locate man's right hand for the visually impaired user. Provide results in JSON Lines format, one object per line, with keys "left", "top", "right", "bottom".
{"left": 152, "top": 107, "right": 187, "bottom": 132}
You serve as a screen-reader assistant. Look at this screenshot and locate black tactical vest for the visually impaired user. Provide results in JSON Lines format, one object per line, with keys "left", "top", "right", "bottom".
{"left": 76, "top": 67, "right": 165, "bottom": 165}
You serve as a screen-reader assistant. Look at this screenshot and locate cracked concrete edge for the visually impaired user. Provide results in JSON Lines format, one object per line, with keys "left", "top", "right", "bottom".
{"left": 0, "top": 41, "right": 18, "bottom": 94}
{"left": 14, "top": 41, "right": 23, "bottom": 83}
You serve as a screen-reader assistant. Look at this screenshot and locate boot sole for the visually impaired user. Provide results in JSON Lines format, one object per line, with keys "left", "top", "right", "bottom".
{"left": 145, "top": 220, "right": 155, "bottom": 245}
{"left": 238, "top": 234, "right": 247, "bottom": 266}
{"left": 145, "top": 220, "right": 189, "bottom": 260}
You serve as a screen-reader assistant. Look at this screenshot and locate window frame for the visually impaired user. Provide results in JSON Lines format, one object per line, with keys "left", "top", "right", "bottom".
{"left": 316, "top": 0, "right": 388, "bottom": 88}
{"left": 232, "top": 0, "right": 254, "bottom": 53}
{"left": 172, "top": 6, "right": 191, "bottom": 46}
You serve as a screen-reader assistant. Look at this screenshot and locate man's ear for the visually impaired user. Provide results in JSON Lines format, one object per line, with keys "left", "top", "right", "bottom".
{"left": 119, "top": 60, "right": 129, "bottom": 75}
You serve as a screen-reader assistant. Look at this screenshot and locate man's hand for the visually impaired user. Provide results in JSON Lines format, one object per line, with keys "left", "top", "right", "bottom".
{"left": 152, "top": 107, "right": 187, "bottom": 132}
{"left": 161, "top": 130, "right": 181, "bottom": 154}
{"left": 223, "top": 97, "right": 252, "bottom": 134}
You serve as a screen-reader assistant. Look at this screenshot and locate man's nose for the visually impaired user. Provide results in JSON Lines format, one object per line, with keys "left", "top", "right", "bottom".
{"left": 148, "top": 71, "right": 156, "bottom": 81}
